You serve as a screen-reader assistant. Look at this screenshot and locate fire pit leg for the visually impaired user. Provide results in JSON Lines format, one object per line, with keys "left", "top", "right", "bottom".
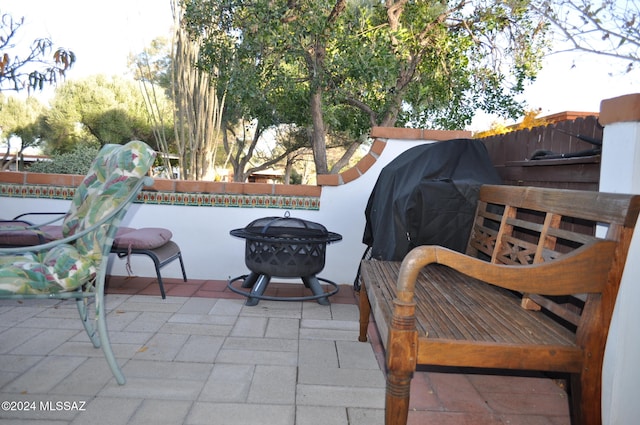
{"left": 241, "top": 271, "right": 260, "bottom": 288}
{"left": 246, "top": 274, "right": 271, "bottom": 306}
{"left": 302, "top": 276, "right": 330, "bottom": 305}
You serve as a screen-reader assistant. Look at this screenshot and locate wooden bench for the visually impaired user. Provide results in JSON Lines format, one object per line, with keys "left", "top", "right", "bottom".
{"left": 358, "top": 185, "right": 640, "bottom": 425}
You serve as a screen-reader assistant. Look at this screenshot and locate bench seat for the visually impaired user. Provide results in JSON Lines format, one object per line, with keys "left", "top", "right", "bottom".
{"left": 364, "top": 261, "right": 577, "bottom": 345}
{"left": 362, "top": 261, "right": 580, "bottom": 372}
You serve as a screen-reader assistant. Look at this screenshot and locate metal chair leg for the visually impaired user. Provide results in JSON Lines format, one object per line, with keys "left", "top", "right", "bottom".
{"left": 95, "top": 272, "right": 125, "bottom": 385}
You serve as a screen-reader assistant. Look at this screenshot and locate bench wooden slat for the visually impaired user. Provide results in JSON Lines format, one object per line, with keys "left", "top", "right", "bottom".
{"left": 475, "top": 206, "right": 503, "bottom": 223}
{"left": 426, "top": 266, "right": 576, "bottom": 345}
{"left": 502, "top": 215, "right": 598, "bottom": 249}
{"left": 525, "top": 293, "right": 582, "bottom": 326}
{"left": 479, "top": 185, "right": 640, "bottom": 225}
{"left": 546, "top": 226, "right": 598, "bottom": 246}
{"left": 415, "top": 267, "right": 517, "bottom": 340}
{"left": 364, "top": 261, "right": 576, "bottom": 346}
{"left": 416, "top": 340, "right": 583, "bottom": 372}
{"left": 360, "top": 261, "right": 396, "bottom": 344}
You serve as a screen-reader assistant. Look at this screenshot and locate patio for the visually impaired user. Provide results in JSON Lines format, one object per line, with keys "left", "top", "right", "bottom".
{"left": 0, "top": 276, "right": 570, "bottom": 425}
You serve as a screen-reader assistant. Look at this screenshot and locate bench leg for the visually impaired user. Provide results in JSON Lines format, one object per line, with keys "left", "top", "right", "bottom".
{"left": 385, "top": 300, "right": 418, "bottom": 425}
{"left": 358, "top": 280, "right": 371, "bottom": 342}
{"left": 140, "top": 246, "right": 187, "bottom": 299}
{"left": 571, "top": 365, "right": 602, "bottom": 425}
{"left": 386, "top": 372, "right": 412, "bottom": 425}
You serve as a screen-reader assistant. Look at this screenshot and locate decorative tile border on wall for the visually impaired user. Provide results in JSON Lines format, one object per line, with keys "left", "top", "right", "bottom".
{"left": 1, "top": 184, "right": 76, "bottom": 200}
{"left": 140, "top": 190, "right": 320, "bottom": 209}
{"left": 0, "top": 183, "right": 320, "bottom": 210}
{"left": 1, "top": 126, "right": 472, "bottom": 211}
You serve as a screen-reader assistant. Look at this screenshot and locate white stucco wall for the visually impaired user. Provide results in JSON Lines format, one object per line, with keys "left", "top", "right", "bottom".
{"left": 600, "top": 121, "right": 640, "bottom": 425}
{"left": 0, "top": 138, "right": 429, "bottom": 286}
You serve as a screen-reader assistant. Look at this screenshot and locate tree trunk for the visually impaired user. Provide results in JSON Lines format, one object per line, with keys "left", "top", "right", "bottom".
{"left": 329, "top": 139, "right": 360, "bottom": 174}
{"left": 310, "top": 88, "right": 328, "bottom": 175}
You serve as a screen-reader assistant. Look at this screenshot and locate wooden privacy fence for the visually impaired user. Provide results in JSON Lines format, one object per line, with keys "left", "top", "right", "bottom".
{"left": 479, "top": 115, "right": 602, "bottom": 191}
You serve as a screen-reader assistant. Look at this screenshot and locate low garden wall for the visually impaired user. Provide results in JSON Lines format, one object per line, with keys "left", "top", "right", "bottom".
{"left": 0, "top": 128, "right": 469, "bottom": 285}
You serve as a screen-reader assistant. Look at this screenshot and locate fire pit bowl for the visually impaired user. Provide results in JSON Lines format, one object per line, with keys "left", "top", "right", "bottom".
{"left": 228, "top": 214, "right": 342, "bottom": 306}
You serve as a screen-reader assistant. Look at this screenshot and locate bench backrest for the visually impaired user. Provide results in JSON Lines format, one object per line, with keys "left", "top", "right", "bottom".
{"left": 466, "top": 185, "right": 640, "bottom": 331}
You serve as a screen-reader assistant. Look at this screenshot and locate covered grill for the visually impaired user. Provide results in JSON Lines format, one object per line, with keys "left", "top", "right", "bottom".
{"left": 228, "top": 214, "right": 342, "bottom": 306}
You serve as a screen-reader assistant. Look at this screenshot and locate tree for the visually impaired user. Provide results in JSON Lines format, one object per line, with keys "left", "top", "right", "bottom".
{"left": 532, "top": 0, "right": 639, "bottom": 72}
{"left": 129, "top": 37, "right": 173, "bottom": 98}
{"left": 222, "top": 120, "right": 308, "bottom": 182}
{"left": 170, "top": 0, "right": 226, "bottom": 181}
{"left": 128, "top": 14, "right": 231, "bottom": 182}
{"left": 0, "top": 11, "right": 75, "bottom": 92}
{"left": 129, "top": 36, "right": 178, "bottom": 178}
{"left": 182, "top": 0, "right": 549, "bottom": 177}
{"left": 0, "top": 93, "right": 45, "bottom": 170}
{"left": 43, "top": 75, "right": 161, "bottom": 153}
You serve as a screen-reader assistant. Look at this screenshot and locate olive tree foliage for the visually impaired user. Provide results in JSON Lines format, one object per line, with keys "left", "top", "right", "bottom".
{"left": 182, "top": 0, "right": 549, "bottom": 176}
{"left": 43, "top": 75, "right": 159, "bottom": 153}
{"left": 0, "top": 11, "right": 75, "bottom": 92}
{"left": 532, "top": 0, "right": 639, "bottom": 72}
{"left": 0, "top": 93, "right": 45, "bottom": 170}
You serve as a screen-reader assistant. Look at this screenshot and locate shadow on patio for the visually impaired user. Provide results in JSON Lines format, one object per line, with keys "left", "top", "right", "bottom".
{"left": 0, "top": 276, "right": 570, "bottom": 425}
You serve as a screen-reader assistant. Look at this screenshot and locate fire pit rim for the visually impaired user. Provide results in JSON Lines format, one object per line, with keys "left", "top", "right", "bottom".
{"left": 230, "top": 215, "right": 342, "bottom": 244}
{"left": 229, "top": 228, "right": 342, "bottom": 244}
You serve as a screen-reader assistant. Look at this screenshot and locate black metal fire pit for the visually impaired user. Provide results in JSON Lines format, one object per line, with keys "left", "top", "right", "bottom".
{"left": 228, "top": 213, "right": 342, "bottom": 306}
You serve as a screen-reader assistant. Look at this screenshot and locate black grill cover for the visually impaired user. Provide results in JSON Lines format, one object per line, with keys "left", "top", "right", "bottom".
{"left": 363, "top": 138, "right": 501, "bottom": 261}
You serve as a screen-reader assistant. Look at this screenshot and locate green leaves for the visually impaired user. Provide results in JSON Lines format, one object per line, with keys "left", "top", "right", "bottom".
{"left": 183, "top": 0, "right": 549, "bottom": 174}
{"left": 42, "top": 75, "right": 162, "bottom": 153}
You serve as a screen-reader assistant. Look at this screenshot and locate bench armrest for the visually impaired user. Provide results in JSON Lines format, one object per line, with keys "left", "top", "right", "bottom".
{"left": 395, "top": 241, "right": 617, "bottom": 304}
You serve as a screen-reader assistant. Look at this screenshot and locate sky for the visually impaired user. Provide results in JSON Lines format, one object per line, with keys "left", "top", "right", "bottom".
{"left": 3, "top": 0, "right": 639, "bottom": 132}
{"left": 2, "top": 0, "right": 174, "bottom": 89}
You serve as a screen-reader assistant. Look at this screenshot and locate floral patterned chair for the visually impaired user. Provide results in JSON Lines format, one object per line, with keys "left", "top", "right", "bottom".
{"left": 0, "top": 140, "right": 156, "bottom": 385}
